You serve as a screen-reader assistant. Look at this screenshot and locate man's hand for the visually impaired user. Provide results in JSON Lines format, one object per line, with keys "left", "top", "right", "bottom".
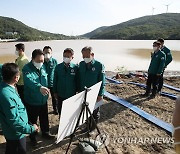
{"left": 97, "top": 96, "right": 103, "bottom": 102}
{"left": 33, "top": 124, "right": 39, "bottom": 132}
{"left": 40, "top": 86, "right": 50, "bottom": 96}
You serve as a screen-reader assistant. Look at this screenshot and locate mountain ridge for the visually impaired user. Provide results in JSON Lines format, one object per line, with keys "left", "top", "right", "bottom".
{"left": 81, "top": 13, "right": 180, "bottom": 40}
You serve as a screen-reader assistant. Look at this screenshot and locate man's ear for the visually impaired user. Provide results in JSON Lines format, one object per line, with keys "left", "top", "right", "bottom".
{"left": 72, "top": 56, "right": 74, "bottom": 59}
{"left": 91, "top": 53, "right": 94, "bottom": 57}
{"left": 14, "top": 74, "right": 19, "bottom": 82}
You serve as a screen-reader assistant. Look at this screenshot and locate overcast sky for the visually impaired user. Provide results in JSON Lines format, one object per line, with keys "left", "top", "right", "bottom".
{"left": 1, "top": 0, "right": 180, "bottom": 35}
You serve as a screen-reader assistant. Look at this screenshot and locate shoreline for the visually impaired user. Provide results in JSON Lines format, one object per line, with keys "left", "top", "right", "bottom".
{"left": 106, "top": 71, "right": 180, "bottom": 78}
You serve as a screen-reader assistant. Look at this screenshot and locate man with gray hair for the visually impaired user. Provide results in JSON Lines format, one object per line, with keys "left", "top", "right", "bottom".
{"left": 78, "top": 46, "right": 105, "bottom": 131}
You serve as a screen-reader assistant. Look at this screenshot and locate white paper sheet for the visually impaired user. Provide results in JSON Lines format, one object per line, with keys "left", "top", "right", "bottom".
{"left": 56, "top": 81, "right": 102, "bottom": 143}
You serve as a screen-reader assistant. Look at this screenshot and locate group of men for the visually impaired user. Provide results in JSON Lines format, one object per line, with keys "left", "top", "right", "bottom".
{"left": 0, "top": 38, "right": 174, "bottom": 153}
{"left": 0, "top": 44, "right": 105, "bottom": 154}
{"left": 143, "top": 38, "right": 173, "bottom": 98}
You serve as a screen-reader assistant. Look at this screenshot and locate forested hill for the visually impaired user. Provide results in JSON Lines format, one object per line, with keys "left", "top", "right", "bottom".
{"left": 82, "top": 13, "right": 180, "bottom": 40}
{"left": 0, "top": 16, "right": 72, "bottom": 41}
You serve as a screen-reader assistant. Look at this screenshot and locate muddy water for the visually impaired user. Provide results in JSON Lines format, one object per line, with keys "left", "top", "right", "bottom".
{"left": 0, "top": 40, "right": 179, "bottom": 71}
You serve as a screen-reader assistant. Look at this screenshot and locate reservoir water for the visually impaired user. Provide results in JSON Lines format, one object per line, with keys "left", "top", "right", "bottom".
{"left": 0, "top": 40, "right": 180, "bottom": 71}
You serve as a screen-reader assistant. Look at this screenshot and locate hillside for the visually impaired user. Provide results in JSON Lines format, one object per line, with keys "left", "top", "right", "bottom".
{"left": 0, "top": 16, "right": 72, "bottom": 41}
{"left": 81, "top": 26, "right": 107, "bottom": 38}
{"left": 82, "top": 13, "right": 180, "bottom": 40}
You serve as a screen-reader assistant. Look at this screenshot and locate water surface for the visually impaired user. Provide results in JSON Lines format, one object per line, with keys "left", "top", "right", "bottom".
{"left": 0, "top": 40, "right": 179, "bottom": 71}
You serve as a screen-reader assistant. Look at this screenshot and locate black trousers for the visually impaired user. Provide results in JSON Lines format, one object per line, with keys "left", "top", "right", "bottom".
{"left": 49, "top": 87, "right": 58, "bottom": 112}
{"left": 26, "top": 103, "right": 49, "bottom": 140}
{"left": 146, "top": 74, "right": 159, "bottom": 95}
{"left": 16, "top": 85, "right": 25, "bottom": 105}
{"left": 57, "top": 96, "right": 66, "bottom": 116}
{"left": 5, "top": 137, "right": 26, "bottom": 154}
{"left": 158, "top": 71, "right": 164, "bottom": 92}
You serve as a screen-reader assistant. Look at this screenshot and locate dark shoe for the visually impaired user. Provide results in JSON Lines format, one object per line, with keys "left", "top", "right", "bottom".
{"left": 157, "top": 90, "right": 161, "bottom": 95}
{"left": 42, "top": 132, "right": 55, "bottom": 140}
{"left": 80, "top": 127, "right": 89, "bottom": 134}
{"left": 142, "top": 92, "right": 150, "bottom": 97}
{"left": 31, "top": 139, "right": 38, "bottom": 147}
{"left": 53, "top": 110, "right": 58, "bottom": 115}
{"left": 149, "top": 94, "right": 156, "bottom": 99}
{"left": 81, "top": 119, "right": 98, "bottom": 133}
{"left": 29, "top": 136, "right": 38, "bottom": 147}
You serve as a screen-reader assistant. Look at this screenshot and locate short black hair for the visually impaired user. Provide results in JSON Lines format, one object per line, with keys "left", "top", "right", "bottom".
{"left": 157, "top": 38, "right": 164, "bottom": 43}
{"left": 15, "top": 43, "right": 25, "bottom": 51}
{"left": 32, "top": 49, "right": 44, "bottom": 59}
{"left": 2, "top": 63, "right": 19, "bottom": 83}
{"left": 153, "top": 41, "right": 161, "bottom": 46}
{"left": 63, "top": 48, "right": 74, "bottom": 55}
{"left": 81, "top": 46, "right": 93, "bottom": 53}
{"left": 43, "top": 46, "right": 52, "bottom": 51}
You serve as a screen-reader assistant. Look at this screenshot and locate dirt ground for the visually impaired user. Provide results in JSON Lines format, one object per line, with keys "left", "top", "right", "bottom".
{"left": 0, "top": 71, "right": 179, "bottom": 154}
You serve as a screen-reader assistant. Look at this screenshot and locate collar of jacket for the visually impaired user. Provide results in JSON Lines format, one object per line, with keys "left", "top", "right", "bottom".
{"left": 63, "top": 62, "right": 74, "bottom": 68}
{"left": 154, "top": 50, "right": 161, "bottom": 55}
{"left": 16, "top": 54, "right": 27, "bottom": 61}
{"left": 1, "top": 82, "right": 16, "bottom": 93}
{"left": 45, "top": 57, "right": 53, "bottom": 63}
{"left": 85, "top": 59, "right": 95, "bottom": 65}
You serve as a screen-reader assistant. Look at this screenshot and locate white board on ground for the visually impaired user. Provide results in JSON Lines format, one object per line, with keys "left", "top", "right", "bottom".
{"left": 56, "top": 81, "right": 102, "bottom": 144}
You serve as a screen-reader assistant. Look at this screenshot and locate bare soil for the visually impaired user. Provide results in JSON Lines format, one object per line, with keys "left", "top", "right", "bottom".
{"left": 0, "top": 71, "right": 179, "bottom": 154}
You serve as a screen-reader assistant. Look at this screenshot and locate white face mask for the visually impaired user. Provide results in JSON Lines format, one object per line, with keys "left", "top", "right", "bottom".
{"left": 15, "top": 50, "right": 19, "bottom": 56}
{"left": 84, "top": 58, "right": 92, "bottom": 63}
{"left": 153, "top": 47, "right": 158, "bottom": 51}
{"left": 33, "top": 62, "right": 43, "bottom": 69}
{"left": 44, "top": 53, "right": 51, "bottom": 59}
{"left": 63, "top": 57, "right": 71, "bottom": 64}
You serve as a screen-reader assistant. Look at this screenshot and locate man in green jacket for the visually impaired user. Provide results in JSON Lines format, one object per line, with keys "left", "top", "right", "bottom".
{"left": 157, "top": 38, "right": 173, "bottom": 92}
{"left": 0, "top": 64, "right": 2, "bottom": 82}
{"left": 143, "top": 41, "right": 166, "bottom": 98}
{"left": 15, "top": 43, "right": 29, "bottom": 105}
{"left": 43, "top": 46, "right": 58, "bottom": 115}
{"left": 53, "top": 48, "right": 78, "bottom": 116}
{"left": 78, "top": 46, "right": 105, "bottom": 130}
{"left": 0, "top": 63, "right": 38, "bottom": 154}
{"left": 23, "top": 49, "right": 54, "bottom": 147}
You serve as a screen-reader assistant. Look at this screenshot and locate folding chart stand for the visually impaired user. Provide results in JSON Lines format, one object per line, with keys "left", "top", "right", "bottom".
{"left": 65, "top": 87, "right": 110, "bottom": 154}
{"left": 56, "top": 81, "right": 110, "bottom": 154}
